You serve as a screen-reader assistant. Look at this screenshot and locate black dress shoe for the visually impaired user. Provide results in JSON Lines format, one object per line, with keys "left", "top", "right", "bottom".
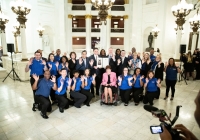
{"left": 59, "top": 107, "right": 64, "bottom": 113}
{"left": 32, "top": 103, "right": 37, "bottom": 112}
{"left": 86, "top": 104, "right": 90, "bottom": 107}
{"left": 40, "top": 112, "right": 48, "bottom": 119}
{"left": 75, "top": 106, "right": 81, "bottom": 108}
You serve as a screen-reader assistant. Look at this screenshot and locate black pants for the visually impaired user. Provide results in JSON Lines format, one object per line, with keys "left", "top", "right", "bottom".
{"left": 50, "top": 89, "right": 56, "bottom": 102}
{"left": 165, "top": 79, "right": 177, "bottom": 97}
{"left": 70, "top": 91, "right": 86, "bottom": 107}
{"left": 143, "top": 91, "right": 157, "bottom": 105}
{"left": 120, "top": 89, "right": 132, "bottom": 104}
{"left": 133, "top": 87, "right": 143, "bottom": 103}
{"left": 81, "top": 89, "right": 93, "bottom": 105}
{"left": 30, "top": 75, "right": 44, "bottom": 103}
{"left": 55, "top": 94, "right": 69, "bottom": 109}
{"left": 196, "top": 65, "right": 200, "bottom": 79}
{"left": 91, "top": 76, "right": 101, "bottom": 95}
{"left": 35, "top": 95, "right": 52, "bottom": 115}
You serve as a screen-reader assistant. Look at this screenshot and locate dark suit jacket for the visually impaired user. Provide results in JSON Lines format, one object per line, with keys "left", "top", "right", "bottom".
{"left": 116, "top": 57, "right": 130, "bottom": 76}
{"left": 154, "top": 63, "right": 164, "bottom": 81}
{"left": 107, "top": 55, "right": 117, "bottom": 73}
{"left": 89, "top": 54, "right": 100, "bottom": 75}
{"left": 68, "top": 59, "right": 76, "bottom": 78}
{"left": 75, "top": 57, "right": 91, "bottom": 71}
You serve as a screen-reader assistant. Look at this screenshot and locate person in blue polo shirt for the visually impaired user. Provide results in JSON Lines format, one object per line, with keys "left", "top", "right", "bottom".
{"left": 133, "top": 68, "right": 144, "bottom": 106}
{"left": 32, "top": 70, "right": 57, "bottom": 119}
{"left": 58, "top": 56, "right": 69, "bottom": 75}
{"left": 47, "top": 53, "right": 59, "bottom": 105}
{"left": 81, "top": 69, "right": 96, "bottom": 107}
{"left": 25, "top": 50, "right": 48, "bottom": 111}
{"left": 55, "top": 68, "right": 72, "bottom": 113}
{"left": 70, "top": 70, "right": 86, "bottom": 108}
{"left": 143, "top": 70, "right": 161, "bottom": 105}
{"left": 164, "top": 58, "right": 181, "bottom": 101}
{"left": 54, "top": 49, "right": 61, "bottom": 62}
{"left": 118, "top": 67, "right": 133, "bottom": 106}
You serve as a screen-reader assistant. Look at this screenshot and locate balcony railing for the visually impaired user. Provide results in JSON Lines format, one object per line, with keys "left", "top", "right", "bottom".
{"left": 72, "top": 4, "right": 85, "bottom": 10}
{"left": 91, "top": 28, "right": 100, "bottom": 32}
{"left": 72, "top": 27, "right": 86, "bottom": 32}
{"left": 111, "top": 28, "right": 124, "bottom": 33}
{"left": 111, "top": 5, "right": 125, "bottom": 11}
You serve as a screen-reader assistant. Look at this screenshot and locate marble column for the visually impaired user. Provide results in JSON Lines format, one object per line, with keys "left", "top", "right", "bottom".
{"left": 67, "top": 14, "right": 73, "bottom": 53}
{"left": 85, "top": 15, "right": 92, "bottom": 56}
{"left": 1, "top": 31, "right": 7, "bottom": 56}
{"left": 191, "top": 33, "right": 197, "bottom": 52}
{"left": 106, "top": 15, "right": 111, "bottom": 52}
{"left": 124, "top": 15, "right": 130, "bottom": 51}
{"left": 20, "top": 26, "right": 28, "bottom": 61}
{"left": 175, "top": 29, "right": 182, "bottom": 60}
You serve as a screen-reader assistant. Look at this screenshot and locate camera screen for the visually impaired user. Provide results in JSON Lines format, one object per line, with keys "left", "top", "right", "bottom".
{"left": 150, "top": 126, "right": 163, "bottom": 134}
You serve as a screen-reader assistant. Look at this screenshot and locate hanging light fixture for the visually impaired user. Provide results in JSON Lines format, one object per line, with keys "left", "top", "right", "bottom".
{"left": 171, "top": 0, "right": 193, "bottom": 30}
{"left": 0, "top": 4, "right": 9, "bottom": 33}
{"left": 91, "top": 0, "right": 115, "bottom": 25}
{"left": 36, "top": 23, "right": 45, "bottom": 37}
{"left": 189, "top": 9, "right": 200, "bottom": 34}
{"left": 152, "top": 25, "right": 160, "bottom": 38}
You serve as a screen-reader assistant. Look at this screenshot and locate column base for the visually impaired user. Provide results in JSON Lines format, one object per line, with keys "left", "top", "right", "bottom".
{"left": 3, "top": 54, "right": 8, "bottom": 56}
{"left": 14, "top": 52, "right": 22, "bottom": 54}
{"left": 21, "top": 58, "right": 29, "bottom": 61}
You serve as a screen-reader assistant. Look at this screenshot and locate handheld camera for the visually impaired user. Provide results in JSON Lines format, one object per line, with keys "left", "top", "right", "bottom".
{"left": 144, "top": 105, "right": 182, "bottom": 140}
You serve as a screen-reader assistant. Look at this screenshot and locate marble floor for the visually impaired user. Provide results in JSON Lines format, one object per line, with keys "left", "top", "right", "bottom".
{"left": 0, "top": 77, "right": 199, "bottom": 140}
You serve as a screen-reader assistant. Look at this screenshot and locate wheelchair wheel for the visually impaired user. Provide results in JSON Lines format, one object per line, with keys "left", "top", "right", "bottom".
{"left": 114, "top": 102, "right": 117, "bottom": 106}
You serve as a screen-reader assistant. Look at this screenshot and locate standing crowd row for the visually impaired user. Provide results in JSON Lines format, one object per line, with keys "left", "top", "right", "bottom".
{"left": 25, "top": 47, "right": 200, "bottom": 119}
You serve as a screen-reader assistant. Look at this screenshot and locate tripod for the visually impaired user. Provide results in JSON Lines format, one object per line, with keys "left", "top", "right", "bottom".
{"left": 2, "top": 52, "right": 21, "bottom": 82}
{"left": 178, "top": 61, "right": 187, "bottom": 85}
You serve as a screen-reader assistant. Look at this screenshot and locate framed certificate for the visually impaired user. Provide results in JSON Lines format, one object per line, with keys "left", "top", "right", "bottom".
{"left": 97, "top": 57, "right": 109, "bottom": 68}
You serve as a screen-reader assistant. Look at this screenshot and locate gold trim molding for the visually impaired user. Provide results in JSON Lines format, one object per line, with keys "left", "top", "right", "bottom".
{"left": 107, "top": 15, "right": 112, "bottom": 19}
{"left": 85, "top": 0, "right": 91, "bottom": 3}
{"left": 85, "top": 14, "right": 92, "bottom": 19}
{"left": 124, "top": 15, "right": 128, "bottom": 19}
{"left": 68, "top": 0, "right": 72, "bottom": 3}
{"left": 68, "top": 14, "right": 73, "bottom": 19}
{"left": 124, "top": 0, "right": 129, "bottom": 4}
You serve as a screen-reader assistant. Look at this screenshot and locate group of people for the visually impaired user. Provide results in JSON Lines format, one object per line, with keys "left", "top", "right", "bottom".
{"left": 25, "top": 47, "right": 199, "bottom": 119}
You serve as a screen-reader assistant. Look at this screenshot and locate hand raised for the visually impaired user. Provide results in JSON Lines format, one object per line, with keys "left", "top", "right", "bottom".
{"left": 117, "top": 59, "right": 121, "bottom": 64}
{"left": 51, "top": 75, "right": 56, "bottom": 83}
{"left": 28, "top": 58, "right": 33, "bottom": 66}
{"left": 140, "top": 75, "right": 144, "bottom": 80}
{"left": 92, "top": 74, "right": 96, "bottom": 79}
{"left": 73, "top": 77, "right": 76, "bottom": 83}
{"left": 145, "top": 78, "right": 149, "bottom": 83}
{"left": 118, "top": 76, "right": 122, "bottom": 81}
{"left": 89, "top": 59, "right": 94, "bottom": 66}
{"left": 157, "top": 79, "right": 161, "bottom": 84}
{"left": 55, "top": 62, "right": 59, "bottom": 67}
{"left": 32, "top": 74, "right": 39, "bottom": 81}
{"left": 133, "top": 75, "right": 136, "bottom": 80}
{"left": 48, "top": 63, "right": 52, "bottom": 68}
{"left": 42, "top": 60, "right": 46, "bottom": 65}
{"left": 128, "top": 77, "right": 133, "bottom": 81}
{"left": 68, "top": 78, "right": 72, "bottom": 86}
{"left": 79, "top": 58, "right": 83, "bottom": 64}
{"left": 65, "top": 62, "right": 68, "bottom": 68}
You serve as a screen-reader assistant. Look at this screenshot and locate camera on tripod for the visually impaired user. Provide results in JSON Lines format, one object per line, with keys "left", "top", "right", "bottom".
{"left": 144, "top": 105, "right": 182, "bottom": 140}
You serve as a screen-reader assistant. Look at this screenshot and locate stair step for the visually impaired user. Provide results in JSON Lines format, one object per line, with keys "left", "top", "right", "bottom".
{"left": 0, "top": 67, "right": 6, "bottom": 79}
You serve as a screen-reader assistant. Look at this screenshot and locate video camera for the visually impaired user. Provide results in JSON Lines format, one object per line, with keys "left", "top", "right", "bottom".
{"left": 144, "top": 105, "right": 182, "bottom": 140}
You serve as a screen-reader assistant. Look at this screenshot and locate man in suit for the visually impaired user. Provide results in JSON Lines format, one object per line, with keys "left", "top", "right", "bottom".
{"left": 89, "top": 48, "right": 100, "bottom": 96}
{"left": 116, "top": 50, "right": 130, "bottom": 76}
{"left": 107, "top": 47, "right": 117, "bottom": 73}
{"left": 76, "top": 50, "right": 92, "bottom": 76}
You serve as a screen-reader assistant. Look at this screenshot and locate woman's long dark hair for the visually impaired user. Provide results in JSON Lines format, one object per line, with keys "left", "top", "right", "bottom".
{"left": 121, "top": 67, "right": 128, "bottom": 80}
{"left": 115, "top": 48, "right": 121, "bottom": 56}
{"left": 59, "top": 56, "right": 68, "bottom": 64}
{"left": 84, "top": 68, "right": 90, "bottom": 76}
{"left": 134, "top": 68, "right": 141, "bottom": 76}
{"left": 100, "top": 49, "right": 106, "bottom": 56}
{"left": 70, "top": 52, "right": 76, "bottom": 59}
{"left": 168, "top": 58, "right": 176, "bottom": 67}
{"left": 48, "top": 53, "right": 54, "bottom": 62}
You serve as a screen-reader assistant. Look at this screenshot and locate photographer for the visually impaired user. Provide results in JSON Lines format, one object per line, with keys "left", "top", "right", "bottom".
{"left": 160, "top": 91, "right": 200, "bottom": 140}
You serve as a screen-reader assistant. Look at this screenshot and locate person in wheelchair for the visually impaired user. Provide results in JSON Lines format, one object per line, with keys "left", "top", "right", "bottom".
{"left": 101, "top": 65, "right": 117, "bottom": 104}
{"left": 118, "top": 67, "right": 133, "bottom": 106}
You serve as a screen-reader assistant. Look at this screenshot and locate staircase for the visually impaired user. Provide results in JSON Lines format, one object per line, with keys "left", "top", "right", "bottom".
{"left": 0, "top": 67, "right": 6, "bottom": 79}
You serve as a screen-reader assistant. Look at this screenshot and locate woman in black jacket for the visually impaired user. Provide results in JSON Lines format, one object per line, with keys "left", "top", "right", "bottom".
{"left": 68, "top": 52, "right": 77, "bottom": 78}
{"left": 151, "top": 55, "right": 164, "bottom": 99}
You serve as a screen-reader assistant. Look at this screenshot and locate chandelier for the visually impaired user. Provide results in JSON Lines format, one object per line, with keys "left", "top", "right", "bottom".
{"left": 0, "top": 5, "right": 9, "bottom": 33}
{"left": 37, "top": 23, "right": 45, "bottom": 37}
{"left": 189, "top": 9, "right": 200, "bottom": 34}
{"left": 10, "top": 0, "right": 31, "bottom": 27}
{"left": 152, "top": 25, "right": 160, "bottom": 38}
{"left": 91, "top": 0, "right": 115, "bottom": 25}
{"left": 171, "top": 0, "right": 193, "bottom": 30}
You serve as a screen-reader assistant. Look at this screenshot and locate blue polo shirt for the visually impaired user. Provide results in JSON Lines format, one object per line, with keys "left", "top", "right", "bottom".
{"left": 150, "top": 55, "right": 156, "bottom": 62}
{"left": 47, "top": 61, "right": 58, "bottom": 76}
{"left": 118, "top": 75, "right": 133, "bottom": 90}
{"left": 55, "top": 76, "right": 69, "bottom": 95}
{"left": 71, "top": 78, "right": 82, "bottom": 91}
{"left": 58, "top": 64, "right": 68, "bottom": 71}
{"left": 83, "top": 77, "right": 93, "bottom": 90}
{"left": 166, "top": 66, "right": 178, "bottom": 80}
{"left": 54, "top": 55, "right": 60, "bottom": 62}
{"left": 35, "top": 78, "right": 54, "bottom": 97}
{"left": 134, "top": 75, "right": 144, "bottom": 88}
{"left": 29, "top": 59, "right": 45, "bottom": 76}
{"left": 144, "top": 78, "right": 158, "bottom": 92}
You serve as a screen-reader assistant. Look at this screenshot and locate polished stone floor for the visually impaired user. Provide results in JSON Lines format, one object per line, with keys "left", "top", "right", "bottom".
{"left": 0, "top": 78, "right": 199, "bottom": 140}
